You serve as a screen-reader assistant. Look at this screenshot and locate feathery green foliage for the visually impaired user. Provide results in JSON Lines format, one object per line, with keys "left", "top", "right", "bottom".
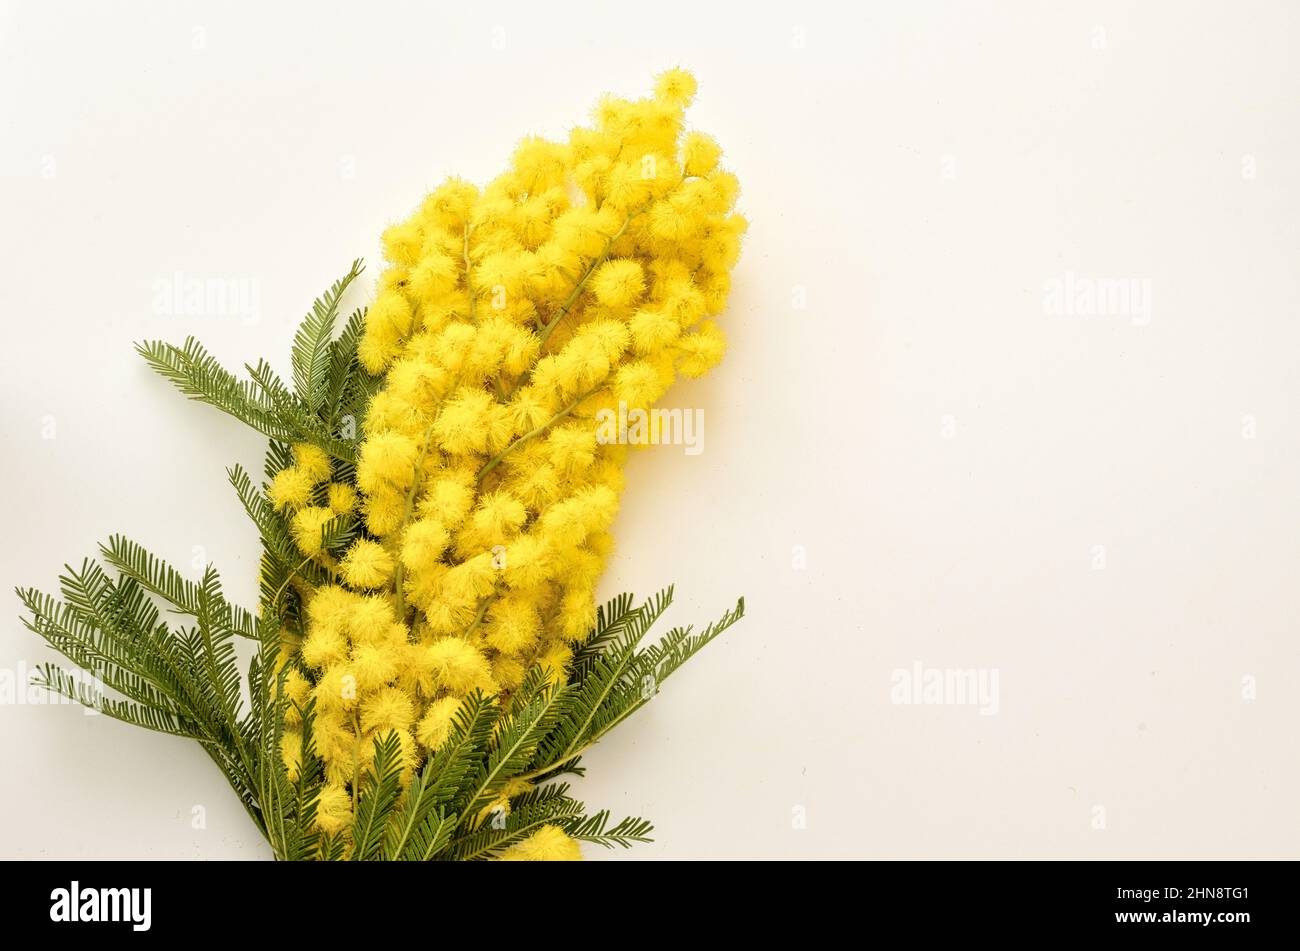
{"left": 136, "top": 260, "right": 367, "bottom": 464}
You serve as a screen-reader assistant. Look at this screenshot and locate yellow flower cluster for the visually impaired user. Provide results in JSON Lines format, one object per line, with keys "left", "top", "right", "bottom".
{"left": 275, "top": 70, "right": 744, "bottom": 843}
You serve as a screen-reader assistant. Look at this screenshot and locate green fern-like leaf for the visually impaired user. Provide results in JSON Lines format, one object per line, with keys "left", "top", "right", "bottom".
{"left": 448, "top": 784, "right": 587, "bottom": 860}
{"left": 561, "top": 809, "right": 655, "bottom": 849}
{"left": 136, "top": 337, "right": 295, "bottom": 441}
{"left": 399, "top": 809, "right": 457, "bottom": 862}
{"left": 31, "top": 663, "right": 197, "bottom": 736}
{"left": 460, "top": 680, "right": 570, "bottom": 820}
{"left": 291, "top": 260, "right": 363, "bottom": 413}
{"left": 349, "top": 731, "right": 407, "bottom": 860}
{"left": 416, "top": 691, "right": 499, "bottom": 815}
{"left": 100, "top": 534, "right": 259, "bottom": 640}
{"left": 535, "top": 587, "right": 674, "bottom": 767}
{"left": 323, "top": 306, "right": 379, "bottom": 431}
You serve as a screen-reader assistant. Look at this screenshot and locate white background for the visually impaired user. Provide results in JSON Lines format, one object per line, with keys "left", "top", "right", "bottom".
{"left": 2, "top": 0, "right": 1297, "bottom": 859}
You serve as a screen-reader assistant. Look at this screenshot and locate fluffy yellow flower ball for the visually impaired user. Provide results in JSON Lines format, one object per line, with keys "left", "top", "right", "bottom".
{"left": 497, "top": 824, "right": 583, "bottom": 861}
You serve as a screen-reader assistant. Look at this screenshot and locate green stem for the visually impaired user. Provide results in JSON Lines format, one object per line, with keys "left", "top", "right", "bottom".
{"left": 539, "top": 208, "right": 640, "bottom": 348}
{"left": 392, "top": 420, "right": 439, "bottom": 622}
{"left": 511, "top": 691, "right": 650, "bottom": 785}
{"left": 475, "top": 388, "right": 595, "bottom": 484}
{"left": 510, "top": 743, "right": 595, "bottom": 785}
{"left": 350, "top": 711, "right": 363, "bottom": 814}
{"left": 503, "top": 206, "right": 643, "bottom": 399}
{"left": 269, "top": 554, "right": 315, "bottom": 610}
{"left": 463, "top": 223, "right": 477, "bottom": 320}
{"left": 461, "top": 593, "right": 497, "bottom": 640}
